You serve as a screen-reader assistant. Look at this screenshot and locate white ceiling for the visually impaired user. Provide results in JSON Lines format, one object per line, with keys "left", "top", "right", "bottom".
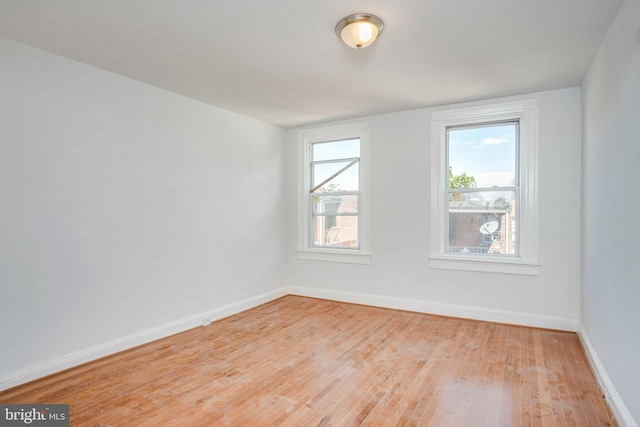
{"left": 0, "top": 0, "right": 623, "bottom": 128}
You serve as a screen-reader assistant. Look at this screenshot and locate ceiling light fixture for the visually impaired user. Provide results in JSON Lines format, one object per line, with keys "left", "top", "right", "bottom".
{"left": 335, "top": 13, "right": 384, "bottom": 49}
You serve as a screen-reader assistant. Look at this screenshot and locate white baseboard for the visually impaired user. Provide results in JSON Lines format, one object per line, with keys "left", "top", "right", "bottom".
{"left": 0, "top": 288, "right": 288, "bottom": 392}
{"left": 0, "top": 286, "right": 580, "bottom": 394}
{"left": 287, "top": 286, "right": 577, "bottom": 331}
{"left": 6, "top": 287, "right": 632, "bottom": 425}
{"left": 577, "top": 324, "right": 637, "bottom": 427}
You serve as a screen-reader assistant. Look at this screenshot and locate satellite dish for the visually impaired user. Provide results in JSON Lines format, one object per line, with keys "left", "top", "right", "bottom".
{"left": 479, "top": 221, "right": 499, "bottom": 235}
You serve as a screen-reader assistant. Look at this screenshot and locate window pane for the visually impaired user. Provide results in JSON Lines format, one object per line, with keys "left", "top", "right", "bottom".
{"left": 313, "top": 194, "right": 357, "bottom": 214}
{"left": 448, "top": 124, "right": 516, "bottom": 188}
{"left": 312, "top": 138, "right": 360, "bottom": 162}
{"left": 311, "top": 195, "right": 358, "bottom": 247}
{"left": 311, "top": 216, "right": 358, "bottom": 247}
{"left": 312, "top": 161, "right": 359, "bottom": 192}
{"left": 448, "top": 190, "right": 517, "bottom": 255}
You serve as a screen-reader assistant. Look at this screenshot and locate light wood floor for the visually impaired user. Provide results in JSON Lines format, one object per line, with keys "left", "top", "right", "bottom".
{"left": 1, "top": 296, "right": 616, "bottom": 426}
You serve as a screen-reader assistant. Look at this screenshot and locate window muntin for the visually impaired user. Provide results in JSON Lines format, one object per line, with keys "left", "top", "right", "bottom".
{"left": 311, "top": 159, "right": 360, "bottom": 192}
{"left": 446, "top": 122, "right": 519, "bottom": 257}
{"left": 310, "top": 139, "right": 360, "bottom": 249}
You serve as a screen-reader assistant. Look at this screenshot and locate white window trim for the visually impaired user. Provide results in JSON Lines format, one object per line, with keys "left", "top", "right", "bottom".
{"left": 430, "top": 100, "right": 539, "bottom": 275}
{"left": 297, "top": 121, "right": 371, "bottom": 264}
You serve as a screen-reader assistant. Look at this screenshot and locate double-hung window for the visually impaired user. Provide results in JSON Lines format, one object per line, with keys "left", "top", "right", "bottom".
{"left": 297, "top": 122, "right": 370, "bottom": 264}
{"left": 430, "top": 100, "right": 539, "bottom": 275}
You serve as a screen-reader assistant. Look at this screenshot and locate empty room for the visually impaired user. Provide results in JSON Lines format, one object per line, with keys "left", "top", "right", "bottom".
{"left": 0, "top": 0, "right": 638, "bottom": 426}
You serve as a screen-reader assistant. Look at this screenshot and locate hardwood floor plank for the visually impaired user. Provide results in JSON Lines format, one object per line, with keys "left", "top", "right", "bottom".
{"left": 0, "top": 296, "right": 617, "bottom": 426}
{"left": 359, "top": 314, "right": 430, "bottom": 425}
{"left": 508, "top": 325, "right": 525, "bottom": 427}
{"left": 497, "top": 324, "right": 515, "bottom": 427}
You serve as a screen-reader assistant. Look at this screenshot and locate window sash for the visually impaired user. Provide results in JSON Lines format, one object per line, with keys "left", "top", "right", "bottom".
{"left": 445, "top": 188, "right": 520, "bottom": 256}
{"left": 309, "top": 141, "right": 361, "bottom": 249}
{"left": 445, "top": 120, "right": 520, "bottom": 189}
{"left": 444, "top": 120, "right": 520, "bottom": 257}
{"left": 309, "top": 196, "right": 360, "bottom": 249}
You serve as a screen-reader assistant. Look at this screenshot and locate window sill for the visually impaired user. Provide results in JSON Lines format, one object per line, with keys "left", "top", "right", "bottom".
{"left": 297, "top": 249, "right": 370, "bottom": 264}
{"left": 429, "top": 255, "right": 539, "bottom": 275}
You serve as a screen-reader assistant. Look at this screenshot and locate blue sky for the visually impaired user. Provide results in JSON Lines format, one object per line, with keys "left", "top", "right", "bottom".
{"left": 311, "top": 127, "right": 517, "bottom": 192}
{"left": 448, "top": 124, "right": 516, "bottom": 188}
{"left": 312, "top": 139, "right": 360, "bottom": 192}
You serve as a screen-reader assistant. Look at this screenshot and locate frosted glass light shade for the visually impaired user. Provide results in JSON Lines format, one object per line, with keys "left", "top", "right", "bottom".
{"left": 336, "top": 14, "right": 384, "bottom": 49}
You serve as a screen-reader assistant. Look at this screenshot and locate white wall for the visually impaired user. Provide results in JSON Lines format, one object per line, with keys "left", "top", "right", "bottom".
{"left": 0, "top": 36, "right": 286, "bottom": 387}
{"left": 286, "top": 87, "right": 583, "bottom": 329}
{"left": 581, "top": 0, "right": 640, "bottom": 424}
{"left": 2, "top": 10, "right": 635, "bottom": 422}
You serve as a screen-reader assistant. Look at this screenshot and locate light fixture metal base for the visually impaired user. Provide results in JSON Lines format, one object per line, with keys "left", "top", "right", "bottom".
{"left": 335, "top": 13, "right": 384, "bottom": 49}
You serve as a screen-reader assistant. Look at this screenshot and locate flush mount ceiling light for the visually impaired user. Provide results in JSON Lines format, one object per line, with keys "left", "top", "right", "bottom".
{"left": 335, "top": 13, "right": 384, "bottom": 49}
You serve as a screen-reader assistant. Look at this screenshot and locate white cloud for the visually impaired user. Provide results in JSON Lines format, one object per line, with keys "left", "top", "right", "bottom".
{"left": 451, "top": 133, "right": 514, "bottom": 147}
{"left": 481, "top": 134, "right": 510, "bottom": 146}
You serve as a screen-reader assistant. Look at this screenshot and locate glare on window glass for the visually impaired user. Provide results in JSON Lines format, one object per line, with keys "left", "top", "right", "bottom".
{"left": 312, "top": 138, "right": 360, "bottom": 162}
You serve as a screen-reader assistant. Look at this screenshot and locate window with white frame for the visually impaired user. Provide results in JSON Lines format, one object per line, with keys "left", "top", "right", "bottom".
{"left": 430, "top": 101, "right": 539, "bottom": 275}
{"left": 297, "top": 122, "right": 370, "bottom": 264}
{"left": 447, "top": 122, "right": 518, "bottom": 256}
